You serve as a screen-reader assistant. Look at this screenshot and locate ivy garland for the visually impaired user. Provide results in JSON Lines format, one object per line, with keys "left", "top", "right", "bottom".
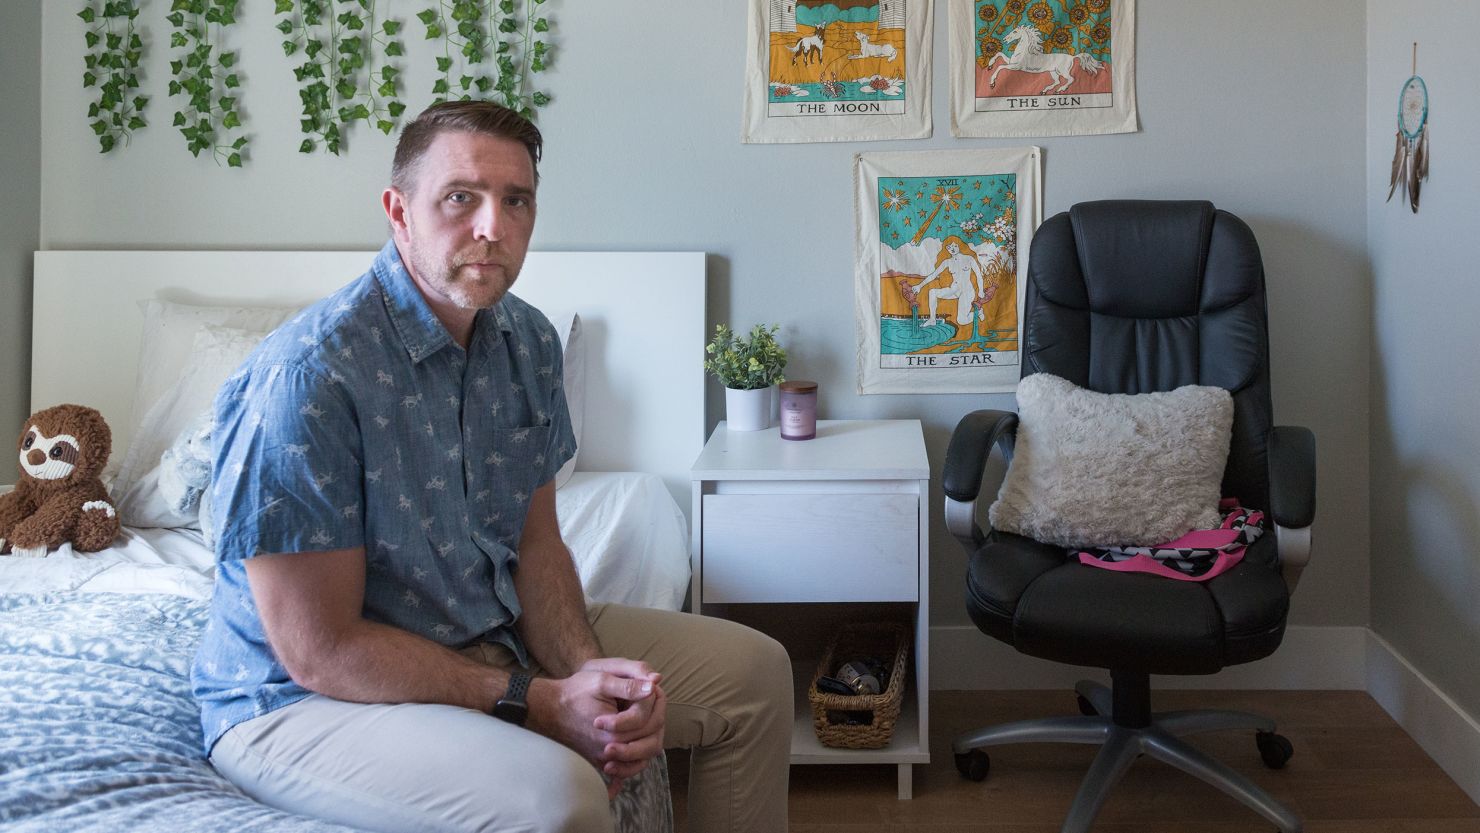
{"left": 277, "top": 0, "right": 408, "bottom": 155}
{"left": 79, "top": 1, "right": 148, "bottom": 153}
{"left": 78, "top": 0, "right": 559, "bottom": 160}
{"left": 417, "top": 0, "right": 552, "bottom": 117}
{"left": 166, "top": 0, "right": 247, "bottom": 166}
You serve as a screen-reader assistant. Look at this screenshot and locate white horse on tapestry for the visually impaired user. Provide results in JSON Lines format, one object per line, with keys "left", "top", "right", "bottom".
{"left": 988, "top": 24, "right": 1103, "bottom": 94}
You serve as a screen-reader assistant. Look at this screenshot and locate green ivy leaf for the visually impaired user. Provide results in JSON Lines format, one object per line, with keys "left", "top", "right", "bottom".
{"left": 91, "top": 119, "right": 108, "bottom": 136}
{"left": 99, "top": 133, "right": 117, "bottom": 153}
{"left": 531, "top": 91, "right": 550, "bottom": 107}
{"left": 227, "top": 152, "right": 243, "bottom": 167}
{"left": 377, "top": 118, "right": 395, "bottom": 135}
{"left": 133, "top": 95, "right": 149, "bottom": 109}
{"left": 127, "top": 115, "right": 146, "bottom": 130}
{"left": 383, "top": 20, "right": 401, "bottom": 35}
{"left": 498, "top": 18, "right": 516, "bottom": 33}
{"left": 283, "top": 40, "right": 299, "bottom": 56}
{"left": 416, "top": 9, "right": 437, "bottom": 25}
{"left": 225, "top": 74, "right": 240, "bottom": 88}
{"left": 222, "top": 110, "right": 240, "bottom": 129}
{"left": 534, "top": 18, "right": 548, "bottom": 33}
{"left": 436, "top": 56, "right": 453, "bottom": 72}
{"left": 85, "top": 31, "right": 101, "bottom": 48}
{"left": 274, "top": 0, "right": 293, "bottom": 12}
{"left": 387, "top": 100, "right": 406, "bottom": 117}
{"left": 385, "top": 40, "right": 404, "bottom": 57}
{"left": 499, "top": 0, "right": 513, "bottom": 13}
{"left": 276, "top": 18, "right": 295, "bottom": 34}
{"left": 425, "top": 24, "right": 442, "bottom": 39}
{"left": 431, "top": 78, "right": 449, "bottom": 94}
{"left": 170, "top": 32, "right": 188, "bottom": 48}
{"left": 83, "top": 71, "right": 98, "bottom": 87}
{"left": 79, "top": 8, "right": 97, "bottom": 23}
{"left": 299, "top": 137, "right": 316, "bottom": 153}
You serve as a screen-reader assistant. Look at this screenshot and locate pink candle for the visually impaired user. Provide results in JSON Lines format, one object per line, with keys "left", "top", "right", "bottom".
{"left": 779, "top": 380, "right": 818, "bottom": 441}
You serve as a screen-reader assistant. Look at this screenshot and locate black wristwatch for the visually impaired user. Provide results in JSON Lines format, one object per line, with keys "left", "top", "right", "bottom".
{"left": 492, "top": 672, "right": 532, "bottom": 726}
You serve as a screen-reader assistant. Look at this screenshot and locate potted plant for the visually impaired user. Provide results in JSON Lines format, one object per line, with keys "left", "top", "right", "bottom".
{"left": 704, "top": 324, "right": 787, "bottom": 431}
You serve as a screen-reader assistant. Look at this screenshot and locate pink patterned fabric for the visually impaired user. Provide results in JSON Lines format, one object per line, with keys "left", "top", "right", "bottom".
{"left": 1075, "top": 499, "right": 1264, "bottom": 582}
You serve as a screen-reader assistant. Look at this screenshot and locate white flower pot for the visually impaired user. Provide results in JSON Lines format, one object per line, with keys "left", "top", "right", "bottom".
{"left": 725, "top": 386, "right": 773, "bottom": 432}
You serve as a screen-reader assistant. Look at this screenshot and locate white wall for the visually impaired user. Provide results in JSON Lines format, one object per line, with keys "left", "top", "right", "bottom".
{"left": 1367, "top": 4, "right": 1480, "bottom": 716}
{"left": 1, "top": 0, "right": 41, "bottom": 447}
{"left": 39, "top": 2, "right": 1370, "bottom": 632}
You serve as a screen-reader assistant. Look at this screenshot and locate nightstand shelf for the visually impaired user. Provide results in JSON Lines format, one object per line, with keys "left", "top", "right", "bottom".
{"left": 690, "top": 420, "right": 929, "bottom": 799}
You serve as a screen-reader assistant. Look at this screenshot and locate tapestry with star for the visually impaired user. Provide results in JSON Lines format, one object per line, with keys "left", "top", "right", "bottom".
{"left": 742, "top": 0, "right": 933, "bottom": 143}
{"left": 853, "top": 148, "right": 1041, "bottom": 394}
{"left": 949, "top": 0, "right": 1137, "bottom": 138}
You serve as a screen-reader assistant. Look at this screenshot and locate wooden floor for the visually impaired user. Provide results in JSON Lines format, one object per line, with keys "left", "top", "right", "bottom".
{"left": 668, "top": 690, "right": 1480, "bottom": 832}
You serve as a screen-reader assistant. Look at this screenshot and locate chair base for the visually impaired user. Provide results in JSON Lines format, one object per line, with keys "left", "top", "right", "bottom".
{"left": 952, "top": 675, "right": 1302, "bottom": 833}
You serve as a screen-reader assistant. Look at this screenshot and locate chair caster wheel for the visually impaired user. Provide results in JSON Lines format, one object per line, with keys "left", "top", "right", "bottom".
{"left": 1256, "top": 731, "right": 1294, "bottom": 769}
{"left": 1077, "top": 694, "right": 1097, "bottom": 716}
{"left": 955, "top": 749, "right": 990, "bottom": 781}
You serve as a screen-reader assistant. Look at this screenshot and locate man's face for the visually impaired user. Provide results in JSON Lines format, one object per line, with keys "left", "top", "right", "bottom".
{"left": 387, "top": 131, "right": 537, "bottom": 311}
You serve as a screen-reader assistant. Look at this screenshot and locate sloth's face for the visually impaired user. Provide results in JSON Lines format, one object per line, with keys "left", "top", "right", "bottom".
{"left": 20, "top": 425, "right": 80, "bottom": 481}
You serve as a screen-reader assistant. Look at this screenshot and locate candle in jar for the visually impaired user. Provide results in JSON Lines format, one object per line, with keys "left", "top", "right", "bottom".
{"left": 778, "top": 380, "right": 818, "bottom": 441}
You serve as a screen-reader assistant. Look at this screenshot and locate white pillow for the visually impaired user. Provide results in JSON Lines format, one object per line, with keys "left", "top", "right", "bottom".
{"left": 114, "top": 324, "right": 275, "bottom": 528}
{"left": 988, "top": 373, "right": 1234, "bottom": 548}
{"left": 545, "top": 312, "right": 586, "bottom": 489}
{"left": 128, "top": 299, "right": 296, "bottom": 453}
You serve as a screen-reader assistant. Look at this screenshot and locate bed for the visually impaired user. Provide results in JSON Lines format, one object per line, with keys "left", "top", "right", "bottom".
{"left": 0, "top": 250, "right": 706, "bottom": 832}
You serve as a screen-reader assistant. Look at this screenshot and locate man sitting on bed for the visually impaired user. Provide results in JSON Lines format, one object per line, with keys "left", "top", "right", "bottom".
{"left": 190, "top": 101, "right": 792, "bottom": 833}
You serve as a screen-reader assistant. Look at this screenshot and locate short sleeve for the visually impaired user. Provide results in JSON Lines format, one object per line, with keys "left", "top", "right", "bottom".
{"left": 540, "top": 337, "right": 577, "bottom": 487}
{"left": 211, "top": 363, "right": 365, "bottom": 561}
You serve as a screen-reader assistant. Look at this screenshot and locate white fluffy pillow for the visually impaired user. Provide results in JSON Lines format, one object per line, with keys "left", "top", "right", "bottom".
{"left": 545, "top": 312, "right": 586, "bottom": 489}
{"left": 988, "top": 373, "right": 1234, "bottom": 548}
{"left": 114, "top": 324, "right": 275, "bottom": 528}
{"left": 127, "top": 299, "right": 296, "bottom": 454}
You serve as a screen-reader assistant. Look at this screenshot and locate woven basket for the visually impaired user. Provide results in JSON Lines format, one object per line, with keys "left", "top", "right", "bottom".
{"left": 807, "top": 622, "right": 910, "bottom": 749}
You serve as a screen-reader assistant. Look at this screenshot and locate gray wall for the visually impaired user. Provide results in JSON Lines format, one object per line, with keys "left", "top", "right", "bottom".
{"left": 1368, "top": 5, "right": 1480, "bottom": 714}
{"left": 1, "top": 0, "right": 41, "bottom": 447}
{"left": 38, "top": 2, "right": 1370, "bottom": 631}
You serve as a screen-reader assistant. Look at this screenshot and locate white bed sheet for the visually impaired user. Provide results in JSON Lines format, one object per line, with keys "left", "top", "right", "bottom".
{"left": 0, "top": 472, "right": 690, "bottom": 611}
{"left": 557, "top": 472, "right": 691, "bottom": 612}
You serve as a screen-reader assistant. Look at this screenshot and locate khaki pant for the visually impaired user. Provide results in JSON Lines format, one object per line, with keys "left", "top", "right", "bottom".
{"left": 210, "top": 604, "right": 792, "bottom": 833}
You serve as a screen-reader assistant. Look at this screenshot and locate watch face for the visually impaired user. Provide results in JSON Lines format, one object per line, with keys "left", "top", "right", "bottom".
{"left": 492, "top": 699, "right": 529, "bottom": 726}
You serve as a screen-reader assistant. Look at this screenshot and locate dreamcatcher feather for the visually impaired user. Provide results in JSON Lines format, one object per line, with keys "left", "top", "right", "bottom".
{"left": 1387, "top": 70, "right": 1430, "bottom": 213}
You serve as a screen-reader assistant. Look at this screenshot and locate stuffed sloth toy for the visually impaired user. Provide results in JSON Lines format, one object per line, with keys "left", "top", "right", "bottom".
{"left": 0, "top": 404, "right": 120, "bottom": 557}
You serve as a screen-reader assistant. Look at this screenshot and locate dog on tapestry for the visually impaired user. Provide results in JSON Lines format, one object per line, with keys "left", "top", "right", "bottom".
{"left": 848, "top": 32, "right": 897, "bottom": 63}
{"left": 0, "top": 404, "right": 120, "bottom": 557}
{"left": 787, "top": 23, "right": 826, "bottom": 66}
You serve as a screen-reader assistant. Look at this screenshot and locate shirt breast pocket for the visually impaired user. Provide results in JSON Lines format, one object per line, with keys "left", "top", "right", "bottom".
{"left": 485, "top": 424, "right": 552, "bottom": 497}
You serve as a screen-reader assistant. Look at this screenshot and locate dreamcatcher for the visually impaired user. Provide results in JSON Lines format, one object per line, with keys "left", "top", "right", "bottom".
{"left": 1387, "top": 44, "right": 1429, "bottom": 213}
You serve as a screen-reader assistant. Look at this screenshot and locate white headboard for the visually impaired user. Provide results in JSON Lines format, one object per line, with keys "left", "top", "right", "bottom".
{"left": 31, "top": 250, "right": 706, "bottom": 512}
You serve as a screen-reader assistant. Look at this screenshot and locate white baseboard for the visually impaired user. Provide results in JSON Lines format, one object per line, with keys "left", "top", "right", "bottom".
{"left": 929, "top": 624, "right": 1368, "bottom": 690}
{"left": 1365, "top": 631, "right": 1480, "bottom": 807}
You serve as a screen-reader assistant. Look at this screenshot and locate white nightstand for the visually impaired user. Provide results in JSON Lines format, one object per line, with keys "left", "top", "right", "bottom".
{"left": 689, "top": 419, "right": 929, "bottom": 799}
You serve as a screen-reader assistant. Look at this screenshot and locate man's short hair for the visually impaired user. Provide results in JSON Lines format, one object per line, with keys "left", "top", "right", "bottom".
{"left": 391, "top": 101, "right": 543, "bottom": 194}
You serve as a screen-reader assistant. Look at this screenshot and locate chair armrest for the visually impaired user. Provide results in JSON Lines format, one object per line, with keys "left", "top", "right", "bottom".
{"left": 1268, "top": 425, "right": 1316, "bottom": 593}
{"left": 942, "top": 409, "right": 1018, "bottom": 550}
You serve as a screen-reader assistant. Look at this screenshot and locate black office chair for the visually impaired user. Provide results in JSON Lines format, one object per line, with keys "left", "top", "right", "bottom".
{"left": 942, "top": 201, "right": 1316, "bottom": 833}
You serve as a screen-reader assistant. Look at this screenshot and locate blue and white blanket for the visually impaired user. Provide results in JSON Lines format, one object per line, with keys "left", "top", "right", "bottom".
{"left": 0, "top": 592, "right": 363, "bottom": 832}
{"left": 0, "top": 591, "right": 672, "bottom": 833}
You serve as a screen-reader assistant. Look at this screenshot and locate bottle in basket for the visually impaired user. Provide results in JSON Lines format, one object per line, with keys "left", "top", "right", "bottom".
{"left": 836, "top": 660, "right": 881, "bottom": 695}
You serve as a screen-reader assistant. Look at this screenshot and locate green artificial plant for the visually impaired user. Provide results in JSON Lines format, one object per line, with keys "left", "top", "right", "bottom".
{"left": 417, "top": 0, "right": 553, "bottom": 117}
{"left": 166, "top": 0, "right": 247, "bottom": 166}
{"left": 277, "top": 0, "right": 408, "bottom": 155}
{"left": 79, "top": 1, "right": 148, "bottom": 153}
{"left": 704, "top": 324, "right": 788, "bottom": 391}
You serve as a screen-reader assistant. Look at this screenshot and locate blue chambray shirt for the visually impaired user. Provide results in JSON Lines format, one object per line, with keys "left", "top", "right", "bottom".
{"left": 191, "top": 241, "right": 576, "bottom": 754}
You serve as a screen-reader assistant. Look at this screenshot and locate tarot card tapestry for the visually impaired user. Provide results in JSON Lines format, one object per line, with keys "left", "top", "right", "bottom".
{"left": 743, "top": 0, "right": 933, "bottom": 143}
{"left": 950, "top": 0, "right": 1137, "bottom": 138}
{"left": 854, "top": 148, "right": 1041, "bottom": 394}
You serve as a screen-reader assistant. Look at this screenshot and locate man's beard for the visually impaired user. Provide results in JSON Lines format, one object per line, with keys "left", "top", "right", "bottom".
{"left": 405, "top": 240, "right": 513, "bottom": 311}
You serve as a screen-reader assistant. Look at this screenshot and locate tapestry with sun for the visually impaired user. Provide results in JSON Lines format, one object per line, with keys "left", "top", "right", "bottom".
{"left": 853, "top": 148, "right": 1041, "bottom": 394}
{"left": 949, "top": 0, "right": 1137, "bottom": 138}
{"left": 742, "top": 0, "right": 933, "bottom": 143}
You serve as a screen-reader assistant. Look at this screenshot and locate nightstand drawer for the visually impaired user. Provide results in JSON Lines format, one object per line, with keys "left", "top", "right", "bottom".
{"left": 701, "top": 493, "right": 918, "bottom": 603}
